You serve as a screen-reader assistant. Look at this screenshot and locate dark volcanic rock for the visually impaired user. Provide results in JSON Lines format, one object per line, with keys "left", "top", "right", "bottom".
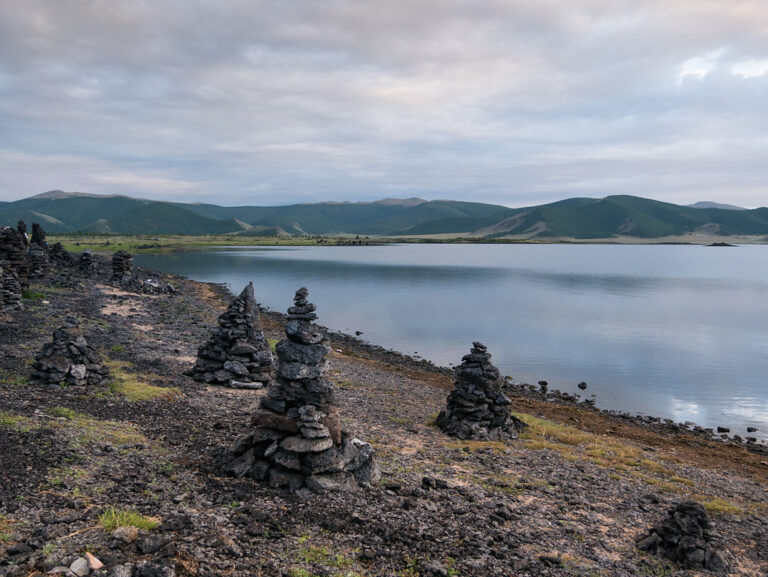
{"left": 636, "top": 501, "right": 732, "bottom": 575}
{"left": 1, "top": 259, "right": 23, "bottom": 310}
{"left": 436, "top": 342, "right": 527, "bottom": 440}
{"left": 224, "top": 287, "right": 379, "bottom": 493}
{"left": 189, "top": 282, "right": 273, "bottom": 387}
{"left": 0, "top": 224, "right": 31, "bottom": 289}
{"left": 30, "top": 316, "right": 111, "bottom": 386}
{"left": 111, "top": 250, "right": 135, "bottom": 286}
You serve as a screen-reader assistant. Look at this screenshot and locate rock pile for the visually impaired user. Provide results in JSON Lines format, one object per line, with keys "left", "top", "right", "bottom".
{"left": 28, "top": 224, "right": 50, "bottom": 280}
{"left": 189, "top": 283, "right": 273, "bottom": 388}
{"left": 30, "top": 316, "right": 110, "bottom": 386}
{"left": 436, "top": 342, "right": 527, "bottom": 440}
{"left": 78, "top": 250, "right": 96, "bottom": 275}
{"left": 225, "top": 287, "right": 380, "bottom": 493}
{"left": 49, "top": 242, "right": 76, "bottom": 267}
{"left": 0, "top": 225, "right": 30, "bottom": 289}
{"left": 636, "top": 501, "right": 731, "bottom": 575}
{"left": 111, "top": 250, "right": 135, "bottom": 285}
{"left": 30, "top": 222, "right": 47, "bottom": 247}
{"left": 0, "top": 260, "right": 23, "bottom": 310}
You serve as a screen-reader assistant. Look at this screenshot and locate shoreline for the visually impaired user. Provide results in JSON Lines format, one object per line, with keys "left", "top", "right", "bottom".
{"left": 2, "top": 253, "right": 768, "bottom": 575}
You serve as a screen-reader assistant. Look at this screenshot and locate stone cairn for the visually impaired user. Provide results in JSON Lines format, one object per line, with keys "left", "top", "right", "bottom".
{"left": 111, "top": 250, "right": 134, "bottom": 285}
{"left": 28, "top": 223, "right": 50, "bottom": 280}
{"left": 225, "top": 287, "right": 380, "bottom": 493}
{"left": 30, "top": 316, "right": 110, "bottom": 387}
{"left": 636, "top": 501, "right": 731, "bottom": 575}
{"left": 0, "top": 225, "right": 30, "bottom": 290}
{"left": 49, "top": 242, "right": 76, "bottom": 267}
{"left": 436, "top": 342, "right": 527, "bottom": 440}
{"left": 0, "top": 260, "right": 23, "bottom": 310}
{"left": 78, "top": 250, "right": 96, "bottom": 275}
{"left": 189, "top": 283, "right": 273, "bottom": 388}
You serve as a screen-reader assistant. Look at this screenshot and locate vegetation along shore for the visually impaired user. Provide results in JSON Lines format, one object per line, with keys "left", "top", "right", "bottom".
{"left": 1, "top": 223, "right": 768, "bottom": 577}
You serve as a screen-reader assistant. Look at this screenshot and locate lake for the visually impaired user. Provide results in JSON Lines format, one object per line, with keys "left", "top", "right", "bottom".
{"left": 136, "top": 244, "right": 768, "bottom": 440}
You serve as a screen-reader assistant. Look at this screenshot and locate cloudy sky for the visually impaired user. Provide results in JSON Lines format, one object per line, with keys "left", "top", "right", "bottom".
{"left": 1, "top": 1, "right": 767, "bottom": 207}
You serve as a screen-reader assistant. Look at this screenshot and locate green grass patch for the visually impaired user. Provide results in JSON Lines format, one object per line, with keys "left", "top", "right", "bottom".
{"left": 98, "top": 506, "right": 160, "bottom": 531}
{"left": 267, "top": 338, "right": 279, "bottom": 353}
{"left": 106, "top": 360, "right": 181, "bottom": 402}
{"left": 696, "top": 497, "right": 744, "bottom": 516}
{"left": 22, "top": 290, "right": 47, "bottom": 300}
{"left": 0, "top": 368, "right": 29, "bottom": 386}
{"left": 0, "top": 514, "right": 16, "bottom": 542}
{"left": 0, "top": 410, "right": 25, "bottom": 427}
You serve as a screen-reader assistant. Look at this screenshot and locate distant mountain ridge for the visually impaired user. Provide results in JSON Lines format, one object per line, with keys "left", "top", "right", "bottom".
{"left": 1, "top": 191, "right": 767, "bottom": 239}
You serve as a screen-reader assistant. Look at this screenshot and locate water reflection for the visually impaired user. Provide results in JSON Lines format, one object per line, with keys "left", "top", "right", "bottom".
{"left": 137, "top": 244, "right": 768, "bottom": 439}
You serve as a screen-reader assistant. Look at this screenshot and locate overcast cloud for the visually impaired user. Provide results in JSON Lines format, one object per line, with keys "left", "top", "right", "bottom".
{"left": 0, "top": 0, "right": 766, "bottom": 207}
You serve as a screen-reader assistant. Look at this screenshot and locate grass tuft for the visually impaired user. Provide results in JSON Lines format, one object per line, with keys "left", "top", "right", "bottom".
{"left": 48, "top": 406, "right": 147, "bottom": 446}
{"left": 99, "top": 506, "right": 160, "bottom": 531}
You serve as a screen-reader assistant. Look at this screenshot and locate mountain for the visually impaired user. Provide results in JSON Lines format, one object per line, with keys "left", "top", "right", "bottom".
{"left": 687, "top": 201, "right": 746, "bottom": 211}
{"left": 1, "top": 191, "right": 767, "bottom": 238}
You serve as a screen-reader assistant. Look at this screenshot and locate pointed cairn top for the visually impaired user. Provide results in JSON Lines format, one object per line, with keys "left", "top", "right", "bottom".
{"left": 287, "top": 287, "right": 317, "bottom": 321}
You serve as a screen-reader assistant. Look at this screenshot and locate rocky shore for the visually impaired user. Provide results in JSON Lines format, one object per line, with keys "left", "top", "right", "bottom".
{"left": 1, "top": 245, "right": 768, "bottom": 576}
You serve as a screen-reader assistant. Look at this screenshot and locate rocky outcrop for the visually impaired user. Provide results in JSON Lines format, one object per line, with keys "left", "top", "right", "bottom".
{"left": 636, "top": 501, "right": 732, "bottom": 575}
{"left": 30, "top": 316, "right": 110, "bottom": 386}
{"left": 436, "top": 342, "right": 527, "bottom": 440}
{"left": 225, "top": 287, "right": 380, "bottom": 493}
{"left": 189, "top": 283, "right": 273, "bottom": 388}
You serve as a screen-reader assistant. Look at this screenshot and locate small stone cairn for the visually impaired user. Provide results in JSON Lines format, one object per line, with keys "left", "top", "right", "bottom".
{"left": 78, "top": 250, "right": 96, "bottom": 275}
{"left": 636, "top": 501, "right": 731, "bottom": 575}
{"left": 189, "top": 283, "right": 273, "bottom": 388}
{"left": 225, "top": 287, "right": 380, "bottom": 493}
{"left": 0, "top": 260, "right": 23, "bottom": 310}
{"left": 30, "top": 316, "right": 110, "bottom": 386}
{"left": 49, "top": 242, "right": 76, "bottom": 267}
{"left": 436, "top": 342, "right": 527, "bottom": 440}
{"left": 111, "top": 250, "right": 134, "bottom": 285}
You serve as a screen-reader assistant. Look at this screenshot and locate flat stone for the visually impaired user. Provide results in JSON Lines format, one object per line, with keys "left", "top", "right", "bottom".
{"left": 250, "top": 409, "right": 300, "bottom": 433}
{"left": 272, "top": 449, "right": 301, "bottom": 471}
{"left": 223, "top": 360, "right": 249, "bottom": 376}
{"left": 113, "top": 526, "right": 139, "bottom": 544}
{"left": 280, "top": 435, "right": 334, "bottom": 453}
{"left": 299, "top": 423, "right": 330, "bottom": 438}
{"left": 230, "top": 341, "right": 258, "bottom": 355}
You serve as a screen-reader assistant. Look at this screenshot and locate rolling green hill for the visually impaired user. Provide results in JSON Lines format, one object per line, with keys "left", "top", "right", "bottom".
{"left": 1, "top": 191, "right": 767, "bottom": 239}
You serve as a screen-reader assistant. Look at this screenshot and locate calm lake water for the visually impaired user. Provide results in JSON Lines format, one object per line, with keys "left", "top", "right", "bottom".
{"left": 137, "top": 244, "right": 768, "bottom": 440}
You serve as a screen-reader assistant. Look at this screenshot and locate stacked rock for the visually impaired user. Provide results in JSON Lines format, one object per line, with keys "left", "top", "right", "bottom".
{"left": 78, "top": 250, "right": 96, "bottom": 275}
{"left": 30, "top": 223, "right": 47, "bottom": 247}
{"left": 189, "top": 283, "right": 273, "bottom": 388}
{"left": 0, "top": 261, "right": 23, "bottom": 310}
{"left": 49, "top": 242, "right": 76, "bottom": 266}
{"left": 437, "top": 342, "right": 527, "bottom": 440}
{"left": 28, "top": 224, "right": 50, "bottom": 280}
{"left": 225, "top": 287, "right": 380, "bottom": 493}
{"left": 30, "top": 316, "right": 110, "bottom": 386}
{"left": 17, "top": 220, "right": 29, "bottom": 246}
{"left": 111, "top": 250, "right": 134, "bottom": 285}
{"left": 0, "top": 226, "right": 31, "bottom": 289}
{"left": 636, "top": 501, "right": 731, "bottom": 574}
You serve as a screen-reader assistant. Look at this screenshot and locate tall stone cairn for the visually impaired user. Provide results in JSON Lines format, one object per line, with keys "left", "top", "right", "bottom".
{"left": 0, "top": 260, "right": 23, "bottom": 310}
{"left": 189, "top": 282, "right": 273, "bottom": 388}
{"left": 225, "top": 287, "right": 380, "bottom": 493}
{"left": 111, "top": 250, "right": 134, "bottom": 285}
{"left": 0, "top": 225, "right": 30, "bottom": 289}
{"left": 636, "top": 501, "right": 731, "bottom": 575}
{"left": 28, "top": 223, "right": 50, "bottom": 280}
{"left": 30, "top": 316, "right": 110, "bottom": 386}
{"left": 437, "top": 342, "right": 527, "bottom": 440}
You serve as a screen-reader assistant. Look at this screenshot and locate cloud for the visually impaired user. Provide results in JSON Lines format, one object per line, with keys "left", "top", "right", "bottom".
{"left": 0, "top": 1, "right": 767, "bottom": 207}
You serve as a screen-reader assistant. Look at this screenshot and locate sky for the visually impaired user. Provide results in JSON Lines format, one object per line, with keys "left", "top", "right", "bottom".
{"left": 0, "top": 1, "right": 767, "bottom": 208}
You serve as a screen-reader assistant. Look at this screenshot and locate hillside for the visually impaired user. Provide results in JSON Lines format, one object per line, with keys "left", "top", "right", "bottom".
{"left": 1, "top": 191, "right": 767, "bottom": 239}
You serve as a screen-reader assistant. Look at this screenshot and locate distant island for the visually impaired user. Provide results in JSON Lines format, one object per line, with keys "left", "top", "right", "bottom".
{"left": 1, "top": 190, "right": 767, "bottom": 242}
